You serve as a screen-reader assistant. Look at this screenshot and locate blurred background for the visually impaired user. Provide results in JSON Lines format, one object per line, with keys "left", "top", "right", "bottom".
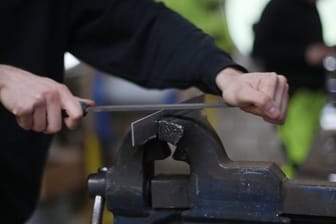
{"left": 26, "top": 0, "right": 336, "bottom": 223}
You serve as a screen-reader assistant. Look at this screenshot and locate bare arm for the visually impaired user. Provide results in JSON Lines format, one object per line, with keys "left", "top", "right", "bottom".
{"left": 0, "top": 65, "right": 94, "bottom": 133}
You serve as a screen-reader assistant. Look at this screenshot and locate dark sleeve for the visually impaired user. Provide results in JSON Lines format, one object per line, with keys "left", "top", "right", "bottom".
{"left": 67, "top": 0, "right": 246, "bottom": 95}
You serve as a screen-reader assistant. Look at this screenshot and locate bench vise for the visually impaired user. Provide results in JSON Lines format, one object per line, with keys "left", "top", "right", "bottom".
{"left": 88, "top": 110, "right": 336, "bottom": 224}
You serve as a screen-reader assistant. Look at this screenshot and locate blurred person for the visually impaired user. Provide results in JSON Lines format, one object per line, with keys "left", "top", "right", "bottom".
{"left": 252, "top": 0, "right": 335, "bottom": 177}
{"left": 0, "top": 0, "right": 288, "bottom": 222}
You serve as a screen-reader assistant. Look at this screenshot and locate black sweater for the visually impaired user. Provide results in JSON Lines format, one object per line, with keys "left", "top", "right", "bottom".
{"left": 252, "top": 0, "right": 325, "bottom": 91}
{"left": 0, "top": 0, "right": 243, "bottom": 222}
{"left": 1, "top": 0, "right": 241, "bottom": 93}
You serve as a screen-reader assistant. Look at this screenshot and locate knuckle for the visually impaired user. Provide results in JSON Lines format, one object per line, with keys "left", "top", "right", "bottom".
{"left": 278, "top": 74, "right": 288, "bottom": 83}
{"left": 41, "top": 76, "right": 54, "bottom": 82}
{"left": 33, "top": 96, "right": 46, "bottom": 108}
{"left": 268, "top": 72, "right": 278, "bottom": 80}
{"left": 45, "top": 84, "right": 59, "bottom": 94}
{"left": 44, "top": 90, "right": 60, "bottom": 102}
{"left": 58, "top": 83, "right": 70, "bottom": 92}
{"left": 261, "top": 73, "right": 277, "bottom": 87}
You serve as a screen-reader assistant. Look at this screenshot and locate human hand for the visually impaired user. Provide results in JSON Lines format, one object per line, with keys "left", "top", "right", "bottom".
{"left": 0, "top": 65, "right": 95, "bottom": 133}
{"left": 216, "top": 68, "right": 288, "bottom": 124}
{"left": 306, "top": 43, "right": 336, "bottom": 65}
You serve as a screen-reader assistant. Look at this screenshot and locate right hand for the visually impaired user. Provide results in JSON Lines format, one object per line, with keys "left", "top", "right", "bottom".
{"left": 0, "top": 65, "right": 95, "bottom": 133}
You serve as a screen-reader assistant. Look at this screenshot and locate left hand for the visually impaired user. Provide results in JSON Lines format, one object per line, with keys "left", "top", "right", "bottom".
{"left": 216, "top": 67, "right": 288, "bottom": 124}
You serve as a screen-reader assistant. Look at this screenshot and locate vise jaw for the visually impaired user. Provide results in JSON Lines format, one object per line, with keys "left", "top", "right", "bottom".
{"left": 88, "top": 110, "right": 336, "bottom": 224}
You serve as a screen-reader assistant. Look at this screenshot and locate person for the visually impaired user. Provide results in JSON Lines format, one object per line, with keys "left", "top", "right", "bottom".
{"left": 0, "top": 0, "right": 288, "bottom": 222}
{"left": 252, "top": 0, "right": 335, "bottom": 177}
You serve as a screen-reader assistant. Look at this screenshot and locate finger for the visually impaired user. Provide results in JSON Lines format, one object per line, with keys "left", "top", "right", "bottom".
{"left": 16, "top": 114, "right": 33, "bottom": 130}
{"left": 279, "top": 88, "right": 289, "bottom": 123}
{"left": 263, "top": 117, "right": 282, "bottom": 125}
{"left": 63, "top": 106, "right": 82, "bottom": 129}
{"left": 261, "top": 88, "right": 288, "bottom": 125}
{"left": 240, "top": 106, "right": 263, "bottom": 117}
{"left": 240, "top": 105, "right": 279, "bottom": 125}
{"left": 258, "top": 74, "right": 287, "bottom": 121}
{"left": 44, "top": 95, "right": 62, "bottom": 134}
{"left": 258, "top": 73, "right": 278, "bottom": 100}
{"left": 271, "top": 75, "right": 288, "bottom": 123}
{"left": 32, "top": 104, "right": 47, "bottom": 132}
{"left": 241, "top": 106, "right": 283, "bottom": 125}
{"left": 273, "top": 75, "right": 287, "bottom": 109}
{"left": 58, "top": 86, "right": 83, "bottom": 129}
{"left": 259, "top": 93, "right": 288, "bottom": 125}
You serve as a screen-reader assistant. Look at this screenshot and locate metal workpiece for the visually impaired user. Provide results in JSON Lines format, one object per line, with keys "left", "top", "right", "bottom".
{"left": 157, "top": 119, "right": 184, "bottom": 145}
{"left": 88, "top": 109, "right": 336, "bottom": 224}
{"left": 130, "top": 95, "right": 209, "bottom": 147}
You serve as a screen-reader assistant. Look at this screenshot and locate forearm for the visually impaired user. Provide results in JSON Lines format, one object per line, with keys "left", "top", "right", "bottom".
{"left": 68, "top": 0, "right": 245, "bottom": 94}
